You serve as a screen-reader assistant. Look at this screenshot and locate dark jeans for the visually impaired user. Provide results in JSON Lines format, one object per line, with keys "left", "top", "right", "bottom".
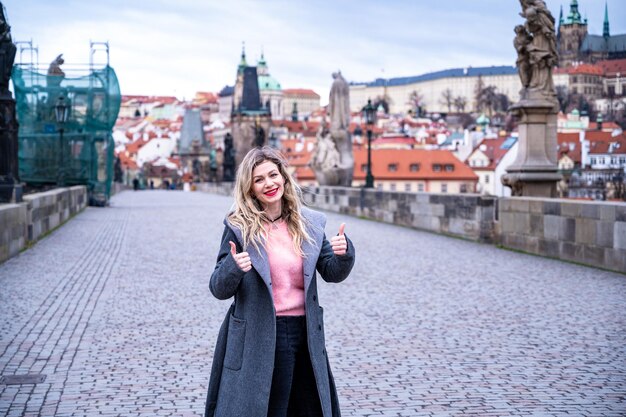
{"left": 267, "top": 316, "right": 323, "bottom": 417}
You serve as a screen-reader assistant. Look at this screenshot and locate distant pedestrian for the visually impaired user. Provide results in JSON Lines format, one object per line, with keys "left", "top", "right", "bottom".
{"left": 132, "top": 178, "right": 139, "bottom": 191}
{"left": 205, "top": 146, "right": 355, "bottom": 417}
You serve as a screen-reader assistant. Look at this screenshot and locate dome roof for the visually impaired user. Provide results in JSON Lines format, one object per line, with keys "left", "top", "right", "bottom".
{"left": 476, "top": 113, "right": 490, "bottom": 125}
{"left": 258, "top": 74, "right": 281, "bottom": 91}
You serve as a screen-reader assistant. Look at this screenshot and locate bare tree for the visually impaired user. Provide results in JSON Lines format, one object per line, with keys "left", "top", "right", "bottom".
{"left": 477, "top": 85, "right": 498, "bottom": 117}
{"left": 440, "top": 88, "right": 454, "bottom": 113}
{"left": 453, "top": 96, "right": 467, "bottom": 113}
{"left": 408, "top": 90, "right": 424, "bottom": 116}
{"left": 474, "top": 75, "right": 485, "bottom": 112}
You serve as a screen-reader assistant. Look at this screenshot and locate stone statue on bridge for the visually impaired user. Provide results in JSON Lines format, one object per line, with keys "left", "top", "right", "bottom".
{"left": 47, "top": 54, "right": 65, "bottom": 88}
{"left": 310, "top": 71, "right": 354, "bottom": 187}
{"left": 502, "top": 0, "right": 561, "bottom": 197}
{"left": 0, "top": 3, "right": 15, "bottom": 98}
{"left": 516, "top": 0, "right": 558, "bottom": 100}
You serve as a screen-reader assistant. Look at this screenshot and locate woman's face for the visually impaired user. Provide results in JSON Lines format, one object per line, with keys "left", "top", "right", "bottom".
{"left": 251, "top": 160, "right": 285, "bottom": 209}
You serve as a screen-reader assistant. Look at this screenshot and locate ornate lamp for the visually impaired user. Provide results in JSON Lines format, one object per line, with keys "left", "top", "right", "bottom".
{"left": 55, "top": 96, "right": 69, "bottom": 186}
{"left": 362, "top": 99, "right": 376, "bottom": 188}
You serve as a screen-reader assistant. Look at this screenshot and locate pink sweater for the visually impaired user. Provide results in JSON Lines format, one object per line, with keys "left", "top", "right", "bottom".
{"left": 265, "top": 220, "right": 305, "bottom": 316}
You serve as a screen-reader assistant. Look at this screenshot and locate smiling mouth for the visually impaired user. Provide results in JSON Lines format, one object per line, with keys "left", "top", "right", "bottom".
{"left": 264, "top": 188, "right": 279, "bottom": 197}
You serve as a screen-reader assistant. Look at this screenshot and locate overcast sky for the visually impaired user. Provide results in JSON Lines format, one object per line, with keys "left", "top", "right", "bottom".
{"left": 6, "top": 0, "right": 626, "bottom": 103}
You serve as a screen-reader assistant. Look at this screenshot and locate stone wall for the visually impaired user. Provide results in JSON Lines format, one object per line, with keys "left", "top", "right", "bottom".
{"left": 302, "top": 186, "right": 498, "bottom": 243}
{"left": 0, "top": 203, "right": 27, "bottom": 263}
{"left": 0, "top": 186, "right": 87, "bottom": 264}
{"left": 499, "top": 197, "right": 626, "bottom": 273}
{"left": 196, "top": 183, "right": 626, "bottom": 274}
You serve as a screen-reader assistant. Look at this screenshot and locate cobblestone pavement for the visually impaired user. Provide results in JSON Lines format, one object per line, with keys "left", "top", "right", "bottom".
{"left": 1, "top": 190, "right": 625, "bottom": 417}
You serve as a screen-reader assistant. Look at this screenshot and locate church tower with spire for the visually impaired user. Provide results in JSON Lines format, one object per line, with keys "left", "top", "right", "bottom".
{"left": 602, "top": 1, "right": 610, "bottom": 39}
{"left": 556, "top": 0, "right": 626, "bottom": 66}
{"left": 557, "top": 0, "right": 588, "bottom": 67}
{"left": 231, "top": 43, "right": 272, "bottom": 167}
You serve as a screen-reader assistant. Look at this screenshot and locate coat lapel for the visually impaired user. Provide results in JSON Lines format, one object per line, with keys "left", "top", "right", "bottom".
{"left": 225, "top": 220, "right": 274, "bottom": 302}
{"left": 224, "top": 207, "right": 327, "bottom": 301}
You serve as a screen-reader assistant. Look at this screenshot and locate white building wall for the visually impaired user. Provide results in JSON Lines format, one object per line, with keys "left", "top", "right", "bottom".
{"left": 350, "top": 72, "right": 532, "bottom": 114}
{"left": 494, "top": 141, "right": 519, "bottom": 197}
{"left": 136, "top": 138, "right": 177, "bottom": 167}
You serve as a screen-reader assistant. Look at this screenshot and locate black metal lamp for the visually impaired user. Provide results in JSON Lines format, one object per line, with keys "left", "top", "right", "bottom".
{"left": 362, "top": 99, "right": 375, "bottom": 188}
{"left": 55, "top": 96, "right": 69, "bottom": 186}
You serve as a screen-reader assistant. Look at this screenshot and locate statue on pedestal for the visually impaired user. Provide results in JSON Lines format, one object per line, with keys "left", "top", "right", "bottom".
{"left": 223, "top": 133, "right": 236, "bottom": 182}
{"left": 310, "top": 71, "right": 354, "bottom": 187}
{"left": 0, "top": 4, "right": 15, "bottom": 98}
{"left": 47, "top": 54, "right": 65, "bottom": 88}
{"left": 502, "top": 0, "right": 561, "bottom": 198}
{"left": 516, "top": 0, "right": 558, "bottom": 102}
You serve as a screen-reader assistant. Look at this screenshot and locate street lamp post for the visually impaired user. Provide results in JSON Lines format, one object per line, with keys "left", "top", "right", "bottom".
{"left": 362, "top": 99, "right": 375, "bottom": 188}
{"left": 54, "top": 96, "right": 69, "bottom": 186}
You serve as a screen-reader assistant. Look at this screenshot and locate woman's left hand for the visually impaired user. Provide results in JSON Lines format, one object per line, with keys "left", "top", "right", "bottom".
{"left": 330, "top": 223, "right": 347, "bottom": 256}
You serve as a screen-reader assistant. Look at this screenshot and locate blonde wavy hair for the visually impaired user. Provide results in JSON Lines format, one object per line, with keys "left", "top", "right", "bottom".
{"left": 228, "top": 146, "right": 313, "bottom": 256}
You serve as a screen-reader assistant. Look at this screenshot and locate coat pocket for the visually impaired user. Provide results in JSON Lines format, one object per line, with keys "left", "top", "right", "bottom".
{"left": 224, "top": 314, "right": 246, "bottom": 371}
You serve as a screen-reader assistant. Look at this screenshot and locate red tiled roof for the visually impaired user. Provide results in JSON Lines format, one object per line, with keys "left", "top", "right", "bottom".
{"left": 558, "top": 132, "right": 582, "bottom": 163}
{"left": 587, "top": 121, "right": 621, "bottom": 131}
{"left": 277, "top": 120, "right": 320, "bottom": 135}
{"left": 117, "top": 151, "right": 138, "bottom": 170}
{"left": 295, "top": 148, "right": 477, "bottom": 181}
{"left": 122, "top": 95, "right": 178, "bottom": 104}
{"left": 468, "top": 136, "right": 516, "bottom": 171}
{"left": 588, "top": 137, "right": 626, "bottom": 155}
{"left": 596, "top": 59, "right": 626, "bottom": 77}
{"left": 282, "top": 89, "right": 320, "bottom": 98}
{"left": 585, "top": 130, "right": 619, "bottom": 141}
{"left": 567, "top": 63, "right": 604, "bottom": 76}
{"left": 125, "top": 139, "right": 150, "bottom": 154}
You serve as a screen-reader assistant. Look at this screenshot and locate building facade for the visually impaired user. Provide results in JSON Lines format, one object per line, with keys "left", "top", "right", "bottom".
{"left": 557, "top": 0, "right": 626, "bottom": 67}
{"left": 281, "top": 89, "right": 321, "bottom": 120}
{"left": 350, "top": 66, "right": 548, "bottom": 115}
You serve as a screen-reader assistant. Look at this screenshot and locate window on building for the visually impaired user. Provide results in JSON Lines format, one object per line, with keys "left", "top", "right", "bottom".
{"left": 485, "top": 175, "right": 490, "bottom": 184}
{"left": 433, "top": 164, "right": 442, "bottom": 172}
{"left": 572, "top": 76, "right": 577, "bottom": 83}
{"left": 388, "top": 163, "right": 398, "bottom": 172}
{"left": 376, "top": 183, "right": 383, "bottom": 191}
{"left": 590, "top": 157, "right": 597, "bottom": 165}
{"left": 410, "top": 163, "right": 420, "bottom": 172}
{"left": 620, "top": 157, "right": 626, "bottom": 165}
{"left": 418, "top": 183, "right": 425, "bottom": 192}
{"left": 460, "top": 184, "right": 468, "bottom": 193}
{"left": 441, "top": 183, "right": 448, "bottom": 193}
{"left": 390, "top": 183, "right": 396, "bottom": 191}
{"left": 404, "top": 183, "right": 412, "bottom": 192}
{"left": 361, "top": 163, "right": 368, "bottom": 172}
{"left": 445, "top": 164, "right": 454, "bottom": 172}
{"left": 572, "top": 87, "right": 578, "bottom": 94}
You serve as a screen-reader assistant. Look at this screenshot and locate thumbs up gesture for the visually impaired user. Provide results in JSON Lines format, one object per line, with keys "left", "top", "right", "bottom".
{"left": 330, "top": 223, "right": 348, "bottom": 256}
{"left": 229, "top": 241, "right": 252, "bottom": 272}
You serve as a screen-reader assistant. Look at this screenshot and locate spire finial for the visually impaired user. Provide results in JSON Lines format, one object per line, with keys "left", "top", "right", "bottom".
{"left": 603, "top": 1, "right": 610, "bottom": 38}
{"left": 238, "top": 41, "right": 247, "bottom": 72}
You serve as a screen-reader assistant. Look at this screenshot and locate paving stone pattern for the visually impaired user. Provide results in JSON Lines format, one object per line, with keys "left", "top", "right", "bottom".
{"left": 0, "top": 190, "right": 625, "bottom": 417}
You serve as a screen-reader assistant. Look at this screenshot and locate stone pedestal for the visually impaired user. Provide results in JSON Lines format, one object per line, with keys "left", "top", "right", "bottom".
{"left": 502, "top": 96, "right": 561, "bottom": 198}
{"left": 0, "top": 95, "right": 22, "bottom": 203}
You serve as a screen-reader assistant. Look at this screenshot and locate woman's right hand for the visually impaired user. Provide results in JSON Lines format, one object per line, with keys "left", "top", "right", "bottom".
{"left": 229, "top": 241, "right": 252, "bottom": 272}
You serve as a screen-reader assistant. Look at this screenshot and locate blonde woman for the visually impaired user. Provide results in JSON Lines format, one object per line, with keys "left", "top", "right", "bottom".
{"left": 205, "top": 147, "right": 355, "bottom": 417}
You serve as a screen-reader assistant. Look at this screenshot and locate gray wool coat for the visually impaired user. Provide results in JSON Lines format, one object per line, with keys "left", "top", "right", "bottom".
{"left": 204, "top": 207, "right": 355, "bottom": 417}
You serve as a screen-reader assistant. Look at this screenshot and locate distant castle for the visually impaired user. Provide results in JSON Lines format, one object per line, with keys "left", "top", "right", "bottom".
{"left": 557, "top": 0, "right": 626, "bottom": 67}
